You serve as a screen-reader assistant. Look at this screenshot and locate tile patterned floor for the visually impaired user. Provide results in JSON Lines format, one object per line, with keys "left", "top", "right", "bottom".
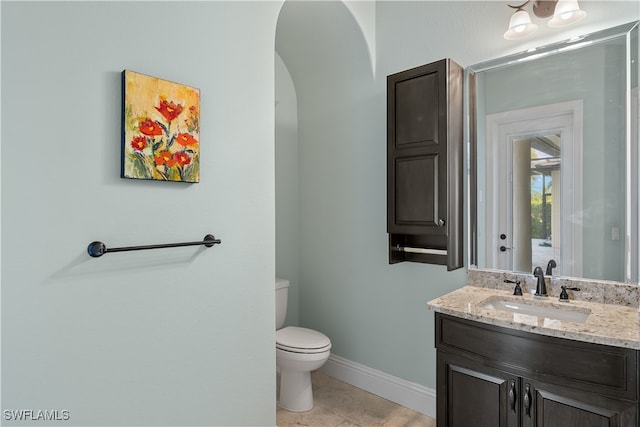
{"left": 276, "top": 371, "right": 436, "bottom": 427}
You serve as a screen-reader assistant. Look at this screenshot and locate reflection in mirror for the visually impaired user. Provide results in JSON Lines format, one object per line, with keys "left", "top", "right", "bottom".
{"left": 469, "top": 21, "right": 639, "bottom": 283}
{"left": 513, "top": 133, "right": 561, "bottom": 274}
{"left": 484, "top": 100, "right": 583, "bottom": 279}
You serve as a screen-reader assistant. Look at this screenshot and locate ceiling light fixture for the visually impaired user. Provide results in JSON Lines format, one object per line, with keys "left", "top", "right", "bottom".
{"left": 504, "top": 5, "right": 538, "bottom": 40}
{"left": 548, "top": 0, "right": 587, "bottom": 27}
{"left": 504, "top": 0, "right": 587, "bottom": 40}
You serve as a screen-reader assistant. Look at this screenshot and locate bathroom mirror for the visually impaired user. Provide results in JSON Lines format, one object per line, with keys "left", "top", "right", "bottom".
{"left": 469, "top": 21, "right": 639, "bottom": 283}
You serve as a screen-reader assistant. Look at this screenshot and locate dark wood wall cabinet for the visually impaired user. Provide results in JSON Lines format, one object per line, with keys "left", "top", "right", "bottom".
{"left": 436, "top": 313, "right": 639, "bottom": 427}
{"left": 387, "top": 58, "right": 463, "bottom": 270}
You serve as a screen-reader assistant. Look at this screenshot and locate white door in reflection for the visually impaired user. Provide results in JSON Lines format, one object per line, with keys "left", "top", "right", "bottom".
{"left": 485, "top": 100, "right": 583, "bottom": 277}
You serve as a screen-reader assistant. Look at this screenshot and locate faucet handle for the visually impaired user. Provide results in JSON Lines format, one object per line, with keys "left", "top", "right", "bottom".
{"left": 559, "top": 286, "right": 580, "bottom": 301}
{"left": 504, "top": 279, "right": 523, "bottom": 296}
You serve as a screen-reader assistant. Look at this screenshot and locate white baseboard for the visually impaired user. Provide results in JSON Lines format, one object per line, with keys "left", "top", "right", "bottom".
{"left": 319, "top": 354, "right": 436, "bottom": 418}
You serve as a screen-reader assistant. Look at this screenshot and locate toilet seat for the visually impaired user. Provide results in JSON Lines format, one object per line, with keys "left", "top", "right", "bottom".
{"left": 276, "top": 326, "right": 331, "bottom": 354}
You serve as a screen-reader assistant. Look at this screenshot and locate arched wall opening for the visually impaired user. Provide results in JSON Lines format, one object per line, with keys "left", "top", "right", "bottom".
{"left": 275, "top": 1, "right": 374, "bottom": 329}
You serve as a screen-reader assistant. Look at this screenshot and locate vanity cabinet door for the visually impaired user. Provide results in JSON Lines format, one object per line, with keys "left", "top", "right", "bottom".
{"left": 523, "top": 380, "right": 637, "bottom": 427}
{"left": 437, "top": 351, "right": 519, "bottom": 427}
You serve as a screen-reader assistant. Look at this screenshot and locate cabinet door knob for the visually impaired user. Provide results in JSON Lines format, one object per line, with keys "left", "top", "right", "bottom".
{"left": 524, "top": 383, "right": 532, "bottom": 418}
{"left": 438, "top": 219, "right": 446, "bottom": 227}
{"left": 509, "top": 379, "right": 517, "bottom": 413}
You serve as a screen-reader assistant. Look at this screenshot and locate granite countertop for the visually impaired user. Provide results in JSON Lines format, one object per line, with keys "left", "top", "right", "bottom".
{"left": 427, "top": 285, "right": 640, "bottom": 349}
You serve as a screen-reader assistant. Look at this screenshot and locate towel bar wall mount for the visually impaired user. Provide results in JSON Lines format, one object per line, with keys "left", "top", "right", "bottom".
{"left": 87, "top": 234, "right": 221, "bottom": 258}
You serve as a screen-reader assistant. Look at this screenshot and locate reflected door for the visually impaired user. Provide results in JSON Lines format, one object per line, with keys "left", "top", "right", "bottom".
{"left": 485, "top": 101, "right": 583, "bottom": 277}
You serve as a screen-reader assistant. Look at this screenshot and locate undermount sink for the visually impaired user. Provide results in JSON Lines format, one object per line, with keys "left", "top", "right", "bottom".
{"left": 482, "top": 297, "right": 591, "bottom": 323}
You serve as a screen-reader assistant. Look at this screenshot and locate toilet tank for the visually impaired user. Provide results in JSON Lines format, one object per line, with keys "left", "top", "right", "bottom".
{"left": 275, "top": 278, "right": 289, "bottom": 330}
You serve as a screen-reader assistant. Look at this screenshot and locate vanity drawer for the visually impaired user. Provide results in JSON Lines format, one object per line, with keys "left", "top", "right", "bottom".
{"left": 435, "top": 313, "right": 638, "bottom": 401}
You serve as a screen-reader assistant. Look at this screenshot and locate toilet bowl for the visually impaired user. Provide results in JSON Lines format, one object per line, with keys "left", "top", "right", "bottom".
{"left": 275, "top": 278, "right": 332, "bottom": 412}
{"left": 276, "top": 326, "right": 331, "bottom": 412}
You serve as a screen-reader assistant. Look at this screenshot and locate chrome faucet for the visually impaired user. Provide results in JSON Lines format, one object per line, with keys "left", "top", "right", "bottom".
{"left": 533, "top": 266, "right": 547, "bottom": 296}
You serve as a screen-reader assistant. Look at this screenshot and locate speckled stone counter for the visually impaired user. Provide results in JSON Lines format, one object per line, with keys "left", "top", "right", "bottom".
{"left": 467, "top": 268, "right": 640, "bottom": 307}
{"left": 427, "top": 270, "right": 640, "bottom": 349}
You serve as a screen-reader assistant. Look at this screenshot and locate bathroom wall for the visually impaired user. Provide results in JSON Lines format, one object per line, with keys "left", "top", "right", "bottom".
{"left": 275, "top": 52, "right": 299, "bottom": 326}
{"left": 2, "top": 2, "right": 281, "bottom": 426}
{"left": 276, "top": 0, "right": 639, "bottom": 397}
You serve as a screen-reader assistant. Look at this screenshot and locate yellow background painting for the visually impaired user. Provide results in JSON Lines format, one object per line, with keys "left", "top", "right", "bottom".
{"left": 122, "top": 70, "right": 200, "bottom": 183}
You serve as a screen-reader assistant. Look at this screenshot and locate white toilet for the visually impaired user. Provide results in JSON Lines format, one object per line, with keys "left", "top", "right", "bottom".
{"left": 276, "top": 278, "right": 331, "bottom": 412}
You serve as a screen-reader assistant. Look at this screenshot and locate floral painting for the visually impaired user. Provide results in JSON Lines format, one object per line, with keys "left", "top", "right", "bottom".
{"left": 122, "top": 70, "right": 200, "bottom": 183}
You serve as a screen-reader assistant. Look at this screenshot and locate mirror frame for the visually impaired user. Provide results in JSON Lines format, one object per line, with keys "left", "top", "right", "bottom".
{"left": 466, "top": 21, "right": 640, "bottom": 282}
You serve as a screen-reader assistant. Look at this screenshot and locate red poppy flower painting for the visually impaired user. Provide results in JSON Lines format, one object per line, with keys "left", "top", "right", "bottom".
{"left": 175, "top": 133, "right": 199, "bottom": 147}
{"left": 130, "top": 136, "right": 147, "bottom": 151}
{"left": 122, "top": 70, "right": 200, "bottom": 182}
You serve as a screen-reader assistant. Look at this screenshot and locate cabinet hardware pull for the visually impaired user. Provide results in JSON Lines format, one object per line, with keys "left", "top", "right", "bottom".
{"left": 509, "top": 380, "right": 517, "bottom": 412}
{"left": 438, "top": 219, "right": 446, "bottom": 227}
{"left": 524, "top": 383, "right": 532, "bottom": 418}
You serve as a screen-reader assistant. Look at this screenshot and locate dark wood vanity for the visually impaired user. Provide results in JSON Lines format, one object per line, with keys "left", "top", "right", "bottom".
{"left": 435, "top": 313, "right": 639, "bottom": 427}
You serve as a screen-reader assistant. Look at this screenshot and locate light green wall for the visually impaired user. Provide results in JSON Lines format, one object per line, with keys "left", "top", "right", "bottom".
{"left": 2, "top": 2, "right": 281, "bottom": 426}
{"left": 276, "top": 0, "right": 639, "bottom": 392}
{"left": 275, "top": 52, "right": 299, "bottom": 327}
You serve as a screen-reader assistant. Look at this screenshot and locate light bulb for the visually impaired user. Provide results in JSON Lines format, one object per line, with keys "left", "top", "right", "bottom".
{"left": 504, "top": 9, "right": 538, "bottom": 40}
{"left": 548, "top": 0, "right": 586, "bottom": 28}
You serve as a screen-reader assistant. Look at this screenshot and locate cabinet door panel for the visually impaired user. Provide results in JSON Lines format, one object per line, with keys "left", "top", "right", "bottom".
{"left": 449, "top": 365, "right": 506, "bottom": 427}
{"left": 527, "top": 385, "right": 637, "bottom": 427}
{"left": 395, "top": 155, "right": 439, "bottom": 226}
{"left": 439, "top": 352, "right": 518, "bottom": 427}
{"left": 394, "top": 72, "right": 439, "bottom": 147}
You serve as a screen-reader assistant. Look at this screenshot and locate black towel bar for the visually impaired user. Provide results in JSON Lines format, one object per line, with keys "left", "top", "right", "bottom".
{"left": 87, "top": 234, "right": 221, "bottom": 258}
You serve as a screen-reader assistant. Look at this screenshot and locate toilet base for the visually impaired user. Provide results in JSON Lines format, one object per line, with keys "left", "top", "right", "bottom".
{"left": 277, "top": 369, "right": 313, "bottom": 412}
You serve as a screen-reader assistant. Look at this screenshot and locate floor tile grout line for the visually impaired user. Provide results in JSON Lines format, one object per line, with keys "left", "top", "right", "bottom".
{"left": 277, "top": 371, "right": 435, "bottom": 427}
